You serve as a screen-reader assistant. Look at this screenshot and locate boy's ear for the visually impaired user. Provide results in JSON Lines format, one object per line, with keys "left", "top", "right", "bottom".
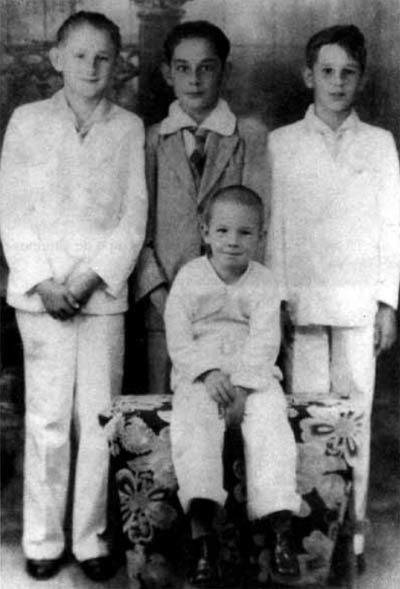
{"left": 303, "top": 66, "right": 314, "bottom": 90}
{"left": 49, "top": 46, "right": 64, "bottom": 73}
{"left": 161, "top": 62, "right": 173, "bottom": 87}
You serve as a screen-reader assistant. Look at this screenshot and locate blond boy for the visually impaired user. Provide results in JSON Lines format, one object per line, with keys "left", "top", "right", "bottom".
{"left": 0, "top": 11, "right": 147, "bottom": 580}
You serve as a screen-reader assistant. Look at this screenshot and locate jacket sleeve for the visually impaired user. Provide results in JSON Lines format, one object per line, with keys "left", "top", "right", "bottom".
{"left": 133, "top": 124, "right": 168, "bottom": 302}
{"left": 164, "top": 269, "right": 220, "bottom": 383}
{"left": 264, "top": 133, "right": 288, "bottom": 301}
{"left": 376, "top": 131, "right": 400, "bottom": 309}
{"left": 230, "top": 276, "right": 282, "bottom": 389}
{"left": 0, "top": 109, "right": 53, "bottom": 294}
{"left": 89, "top": 118, "right": 148, "bottom": 297}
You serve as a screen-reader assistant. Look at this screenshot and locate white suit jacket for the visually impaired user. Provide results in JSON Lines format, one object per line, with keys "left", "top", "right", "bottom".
{"left": 164, "top": 256, "right": 282, "bottom": 391}
{"left": 267, "top": 106, "right": 400, "bottom": 326}
{"left": 0, "top": 91, "right": 147, "bottom": 314}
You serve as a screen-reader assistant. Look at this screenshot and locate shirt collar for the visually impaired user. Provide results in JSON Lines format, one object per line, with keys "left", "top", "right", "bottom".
{"left": 159, "top": 98, "right": 237, "bottom": 136}
{"left": 51, "top": 89, "right": 113, "bottom": 133}
{"left": 305, "top": 103, "right": 360, "bottom": 137}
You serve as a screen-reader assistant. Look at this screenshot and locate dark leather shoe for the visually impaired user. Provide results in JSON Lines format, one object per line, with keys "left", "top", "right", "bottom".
{"left": 271, "top": 530, "right": 300, "bottom": 578}
{"left": 26, "top": 557, "right": 63, "bottom": 580}
{"left": 79, "top": 556, "right": 116, "bottom": 582}
{"left": 189, "top": 535, "right": 219, "bottom": 587}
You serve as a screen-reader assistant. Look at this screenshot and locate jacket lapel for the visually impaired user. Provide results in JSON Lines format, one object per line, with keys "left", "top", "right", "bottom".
{"left": 198, "top": 132, "right": 239, "bottom": 202}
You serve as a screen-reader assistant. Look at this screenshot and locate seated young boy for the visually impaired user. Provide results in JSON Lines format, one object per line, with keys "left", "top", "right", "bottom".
{"left": 0, "top": 11, "right": 147, "bottom": 581}
{"left": 135, "top": 20, "right": 269, "bottom": 396}
{"left": 165, "top": 185, "right": 300, "bottom": 586}
{"left": 267, "top": 25, "right": 400, "bottom": 568}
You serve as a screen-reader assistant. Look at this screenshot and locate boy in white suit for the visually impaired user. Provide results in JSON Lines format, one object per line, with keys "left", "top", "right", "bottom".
{"left": 267, "top": 25, "right": 400, "bottom": 568}
{"left": 165, "top": 186, "right": 300, "bottom": 587}
{"left": 0, "top": 11, "right": 147, "bottom": 581}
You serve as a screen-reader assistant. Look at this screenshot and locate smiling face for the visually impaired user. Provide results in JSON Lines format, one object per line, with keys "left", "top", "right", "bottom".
{"left": 164, "top": 37, "right": 225, "bottom": 123}
{"left": 304, "top": 43, "right": 363, "bottom": 129}
{"left": 51, "top": 24, "right": 116, "bottom": 104}
{"left": 202, "top": 200, "right": 262, "bottom": 283}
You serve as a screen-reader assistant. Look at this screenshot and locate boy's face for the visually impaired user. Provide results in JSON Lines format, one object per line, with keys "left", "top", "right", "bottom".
{"left": 202, "top": 200, "right": 262, "bottom": 282}
{"left": 304, "top": 43, "right": 363, "bottom": 121}
{"left": 51, "top": 24, "right": 116, "bottom": 102}
{"left": 164, "top": 37, "right": 225, "bottom": 123}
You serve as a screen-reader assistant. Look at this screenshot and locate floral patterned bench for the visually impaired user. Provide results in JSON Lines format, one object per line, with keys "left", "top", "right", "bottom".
{"left": 100, "top": 394, "right": 365, "bottom": 588}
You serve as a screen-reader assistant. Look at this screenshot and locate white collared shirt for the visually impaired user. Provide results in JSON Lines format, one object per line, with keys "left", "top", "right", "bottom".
{"left": 159, "top": 98, "right": 236, "bottom": 157}
{"left": 304, "top": 105, "right": 360, "bottom": 159}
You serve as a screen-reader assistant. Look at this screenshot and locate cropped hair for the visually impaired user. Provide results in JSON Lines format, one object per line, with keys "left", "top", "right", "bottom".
{"left": 306, "top": 25, "right": 366, "bottom": 72}
{"left": 56, "top": 11, "right": 121, "bottom": 54}
{"left": 164, "top": 20, "right": 230, "bottom": 65}
{"left": 201, "top": 185, "right": 264, "bottom": 228}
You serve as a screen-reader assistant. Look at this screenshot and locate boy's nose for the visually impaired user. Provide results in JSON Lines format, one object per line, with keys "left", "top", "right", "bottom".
{"left": 189, "top": 69, "right": 201, "bottom": 85}
{"left": 333, "top": 71, "right": 344, "bottom": 85}
{"left": 227, "top": 233, "right": 239, "bottom": 246}
{"left": 85, "top": 58, "right": 97, "bottom": 74}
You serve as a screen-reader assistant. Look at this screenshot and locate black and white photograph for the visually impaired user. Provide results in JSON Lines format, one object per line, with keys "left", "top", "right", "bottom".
{"left": 1, "top": 1, "right": 399, "bottom": 588}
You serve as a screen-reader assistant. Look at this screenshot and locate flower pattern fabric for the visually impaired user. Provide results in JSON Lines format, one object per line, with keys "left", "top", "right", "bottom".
{"left": 300, "top": 403, "right": 366, "bottom": 466}
{"left": 118, "top": 468, "right": 178, "bottom": 545}
{"left": 100, "top": 394, "right": 364, "bottom": 587}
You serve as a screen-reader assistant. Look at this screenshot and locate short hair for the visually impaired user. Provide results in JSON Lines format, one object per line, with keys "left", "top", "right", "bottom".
{"left": 56, "top": 11, "right": 121, "bottom": 54}
{"left": 305, "top": 25, "right": 366, "bottom": 72}
{"left": 201, "top": 185, "right": 264, "bottom": 228}
{"left": 164, "top": 20, "right": 230, "bottom": 65}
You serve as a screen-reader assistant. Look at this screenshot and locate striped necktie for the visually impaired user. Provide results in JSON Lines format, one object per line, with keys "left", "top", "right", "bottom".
{"left": 186, "top": 127, "right": 209, "bottom": 180}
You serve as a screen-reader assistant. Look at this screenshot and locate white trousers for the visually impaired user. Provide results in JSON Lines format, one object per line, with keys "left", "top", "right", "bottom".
{"left": 16, "top": 311, "right": 124, "bottom": 561}
{"left": 171, "top": 380, "right": 300, "bottom": 521}
{"left": 285, "top": 325, "right": 375, "bottom": 554}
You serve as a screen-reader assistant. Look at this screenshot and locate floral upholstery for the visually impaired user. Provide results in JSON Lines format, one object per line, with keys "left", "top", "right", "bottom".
{"left": 100, "top": 394, "right": 365, "bottom": 588}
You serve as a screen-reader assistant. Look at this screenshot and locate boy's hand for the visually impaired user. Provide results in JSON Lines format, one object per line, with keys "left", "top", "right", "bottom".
{"left": 224, "top": 386, "right": 249, "bottom": 427}
{"left": 202, "top": 370, "right": 234, "bottom": 407}
{"left": 374, "top": 302, "right": 397, "bottom": 356}
{"left": 150, "top": 286, "right": 168, "bottom": 316}
{"left": 67, "top": 270, "right": 103, "bottom": 306}
{"left": 36, "top": 279, "right": 79, "bottom": 320}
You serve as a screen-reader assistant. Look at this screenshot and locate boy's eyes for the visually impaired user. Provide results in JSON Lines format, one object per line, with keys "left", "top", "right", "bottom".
{"left": 321, "top": 67, "right": 358, "bottom": 77}
{"left": 215, "top": 228, "right": 253, "bottom": 235}
{"left": 73, "top": 52, "right": 111, "bottom": 61}
{"left": 174, "top": 63, "right": 216, "bottom": 74}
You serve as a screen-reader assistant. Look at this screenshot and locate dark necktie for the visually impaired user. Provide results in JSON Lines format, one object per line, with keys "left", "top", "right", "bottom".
{"left": 186, "top": 127, "right": 209, "bottom": 183}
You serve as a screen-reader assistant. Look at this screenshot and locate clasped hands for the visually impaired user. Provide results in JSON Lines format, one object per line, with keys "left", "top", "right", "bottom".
{"left": 202, "top": 369, "right": 250, "bottom": 427}
{"left": 35, "top": 270, "right": 103, "bottom": 321}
